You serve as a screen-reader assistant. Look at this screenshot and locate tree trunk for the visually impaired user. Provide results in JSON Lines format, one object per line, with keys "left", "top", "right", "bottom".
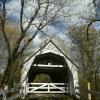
{"left": 94, "top": 73, "right": 98, "bottom": 90}
{"left": 0, "top": 57, "right": 20, "bottom": 87}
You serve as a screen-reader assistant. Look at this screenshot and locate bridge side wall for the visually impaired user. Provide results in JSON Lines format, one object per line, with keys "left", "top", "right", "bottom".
{"left": 65, "top": 58, "right": 79, "bottom": 97}
{"left": 21, "top": 56, "right": 35, "bottom": 97}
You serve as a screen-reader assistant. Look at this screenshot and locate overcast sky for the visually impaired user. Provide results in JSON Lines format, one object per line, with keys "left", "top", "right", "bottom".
{"left": 5, "top": 0, "right": 95, "bottom": 46}
{"left": 6, "top": 0, "right": 94, "bottom": 22}
{"left": 0, "top": 0, "right": 97, "bottom": 72}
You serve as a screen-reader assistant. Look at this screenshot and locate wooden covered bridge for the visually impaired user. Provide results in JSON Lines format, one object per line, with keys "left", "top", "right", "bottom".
{"left": 21, "top": 40, "right": 79, "bottom": 99}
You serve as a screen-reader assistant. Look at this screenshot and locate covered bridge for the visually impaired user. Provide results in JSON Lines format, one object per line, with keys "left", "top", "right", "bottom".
{"left": 21, "top": 40, "right": 79, "bottom": 99}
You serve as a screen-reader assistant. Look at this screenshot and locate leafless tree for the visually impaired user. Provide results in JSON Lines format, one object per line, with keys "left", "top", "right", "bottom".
{"left": 0, "top": 0, "right": 68, "bottom": 87}
{"left": 86, "top": 0, "right": 100, "bottom": 40}
{"left": 69, "top": 24, "right": 100, "bottom": 100}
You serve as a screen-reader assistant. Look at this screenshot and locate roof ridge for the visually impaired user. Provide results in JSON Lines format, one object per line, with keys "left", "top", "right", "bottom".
{"left": 23, "top": 39, "right": 79, "bottom": 69}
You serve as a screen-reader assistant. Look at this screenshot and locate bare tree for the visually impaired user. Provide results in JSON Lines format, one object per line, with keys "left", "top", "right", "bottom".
{"left": 86, "top": 0, "right": 100, "bottom": 39}
{"left": 0, "top": 0, "right": 67, "bottom": 87}
{"left": 69, "top": 24, "right": 100, "bottom": 100}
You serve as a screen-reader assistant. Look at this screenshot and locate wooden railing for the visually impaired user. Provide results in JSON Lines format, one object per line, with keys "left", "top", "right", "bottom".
{"left": 33, "top": 64, "right": 63, "bottom": 67}
{"left": 27, "top": 83, "right": 68, "bottom": 94}
{"left": 0, "top": 85, "right": 22, "bottom": 100}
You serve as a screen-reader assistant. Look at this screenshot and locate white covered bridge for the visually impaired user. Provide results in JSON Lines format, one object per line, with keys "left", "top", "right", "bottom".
{"left": 21, "top": 40, "right": 79, "bottom": 99}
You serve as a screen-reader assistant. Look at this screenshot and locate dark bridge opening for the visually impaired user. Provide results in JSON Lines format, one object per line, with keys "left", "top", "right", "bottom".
{"left": 28, "top": 66, "right": 68, "bottom": 83}
{"left": 28, "top": 52, "right": 72, "bottom": 84}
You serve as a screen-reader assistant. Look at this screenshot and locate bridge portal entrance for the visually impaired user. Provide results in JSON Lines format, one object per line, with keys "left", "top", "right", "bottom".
{"left": 27, "top": 52, "right": 73, "bottom": 94}
{"left": 21, "top": 40, "right": 79, "bottom": 99}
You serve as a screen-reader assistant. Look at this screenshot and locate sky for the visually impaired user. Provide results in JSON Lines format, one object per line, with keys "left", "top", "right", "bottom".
{"left": 3, "top": 0, "right": 96, "bottom": 46}
{"left": 6, "top": 0, "right": 95, "bottom": 22}
{"left": 0, "top": 0, "right": 98, "bottom": 72}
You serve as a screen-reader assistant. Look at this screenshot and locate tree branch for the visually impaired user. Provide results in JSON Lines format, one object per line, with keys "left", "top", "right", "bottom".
{"left": 0, "top": 1, "right": 11, "bottom": 61}
{"left": 86, "top": 19, "right": 100, "bottom": 40}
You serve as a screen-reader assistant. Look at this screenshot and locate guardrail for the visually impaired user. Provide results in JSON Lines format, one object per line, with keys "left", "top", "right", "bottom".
{"left": 27, "top": 83, "right": 68, "bottom": 94}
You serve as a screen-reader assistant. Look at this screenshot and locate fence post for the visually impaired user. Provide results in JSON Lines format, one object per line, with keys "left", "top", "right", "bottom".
{"left": 88, "top": 82, "right": 91, "bottom": 100}
{"left": 3, "top": 85, "right": 8, "bottom": 100}
{"left": 48, "top": 83, "right": 50, "bottom": 93}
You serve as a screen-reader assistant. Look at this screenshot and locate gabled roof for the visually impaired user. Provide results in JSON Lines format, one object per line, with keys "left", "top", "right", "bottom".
{"left": 23, "top": 40, "right": 79, "bottom": 68}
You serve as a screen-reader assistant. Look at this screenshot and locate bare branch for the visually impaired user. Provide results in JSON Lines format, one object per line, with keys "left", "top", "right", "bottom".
{"left": 0, "top": 1, "right": 11, "bottom": 61}
{"left": 24, "top": 2, "right": 41, "bottom": 32}
{"left": 15, "top": 0, "right": 58, "bottom": 56}
{"left": 11, "top": 0, "right": 25, "bottom": 58}
{"left": 86, "top": 19, "right": 100, "bottom": 40}
{"left": 93, "top": 0, "right": 96, "bottom": 7}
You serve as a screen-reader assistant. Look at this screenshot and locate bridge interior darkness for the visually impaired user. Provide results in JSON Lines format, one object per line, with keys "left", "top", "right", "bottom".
{"left": 28, "top": 52, "right": 73, "bottom": 84}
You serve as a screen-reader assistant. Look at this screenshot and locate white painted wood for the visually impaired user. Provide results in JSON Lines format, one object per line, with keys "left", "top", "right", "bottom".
{"left": 21, "top": 40, "right": 79, "bottom": 98}
{"left": 27, "top": 91, "right": 68, "bottom": 94}
{"left": 33, "top": 64, "right": 63, "bottom": 67}
{"left": 29, "top": 83, "right": 67, "bottom": 85}
{"left": 50, "top": 84, "right": 66, "bottom": 91}
{"left": 27, "top": 83, "right": 68, "bottom": 94}
{"left": 28, "top": 87, "right": 66, "bottom": 89}
{"left": 40, "top": 42, "right": 63, "bottom": 56}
